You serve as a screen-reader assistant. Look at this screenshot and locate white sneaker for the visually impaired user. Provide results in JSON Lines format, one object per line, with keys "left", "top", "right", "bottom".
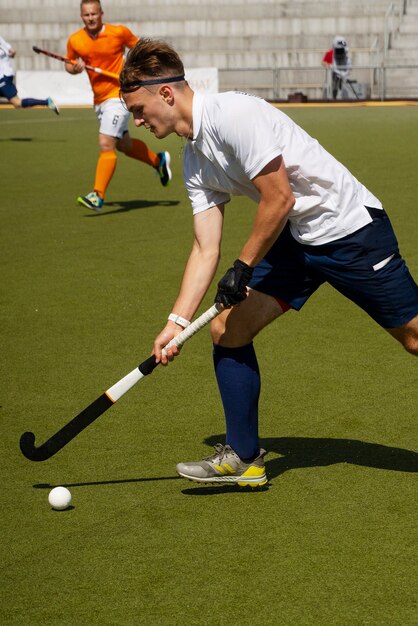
{"left": 176, "top": 444, "right": 268, "bottom": 487}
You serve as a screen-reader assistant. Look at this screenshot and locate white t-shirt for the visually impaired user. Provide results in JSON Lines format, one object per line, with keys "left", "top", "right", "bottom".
{"left": 184, "top": 91, "right": 382, "bottom": 246}
{"left": 0, "top": 36, "right": 14, "bottom": 78}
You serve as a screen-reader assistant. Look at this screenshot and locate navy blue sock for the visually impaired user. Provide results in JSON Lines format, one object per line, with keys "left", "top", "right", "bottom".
{"left": 213, "top": 343, "right": 260, "bottom": 460}
{"left": 21, "top": 98, "right": 48, "bottom": 108}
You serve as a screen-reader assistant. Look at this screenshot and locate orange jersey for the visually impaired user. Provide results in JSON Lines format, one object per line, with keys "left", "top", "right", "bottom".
{"left": 67, "top": 24, "right": 138, "bottom": 104}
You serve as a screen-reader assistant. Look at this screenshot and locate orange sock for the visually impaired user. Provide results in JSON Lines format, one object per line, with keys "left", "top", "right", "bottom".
{"left": 94, "top": 150, "right": 117, "bottom": 199}
{"left": 126, "top": 139, "right": 159, "bottom": 168}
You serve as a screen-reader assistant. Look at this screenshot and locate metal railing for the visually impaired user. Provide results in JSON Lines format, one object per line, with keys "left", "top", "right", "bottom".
{"left": 219, "top": 63, "right": 418, "bottom": 101}
{"left": 384, "top": 0, "right": 411, "bottom": 60}
{"left": 218, "top": 1, "right": 415, "bottom": 101}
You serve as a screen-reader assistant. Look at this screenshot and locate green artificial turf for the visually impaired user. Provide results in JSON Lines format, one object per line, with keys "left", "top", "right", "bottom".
{"left": 0, "top": 105, "right": 417, "bottom": 625}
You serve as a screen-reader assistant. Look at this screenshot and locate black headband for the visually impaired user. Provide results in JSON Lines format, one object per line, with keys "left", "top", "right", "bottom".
{"left": 120, "top": 74, "right": 185, "bottom": 90}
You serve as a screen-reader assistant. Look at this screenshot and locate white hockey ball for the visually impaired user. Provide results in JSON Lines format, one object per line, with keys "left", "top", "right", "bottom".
{"left": 48, "top": 486, "right": 72, "bottom": 510}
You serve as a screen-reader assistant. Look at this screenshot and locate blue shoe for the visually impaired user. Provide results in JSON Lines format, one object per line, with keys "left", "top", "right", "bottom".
{"left": 77, "top": 191, "right": 103, "bottom": 211}
{"left": 156, "top": 151, "right": 172, "bottom": 187}
{"left": 47, "top": 97, "right": 60, "bottom": 115}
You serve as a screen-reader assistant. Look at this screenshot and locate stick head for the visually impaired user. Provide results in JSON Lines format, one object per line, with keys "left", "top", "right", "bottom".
{"left": 19, "top": 431, "right": 39, "bottom": 460}
{"left": 32, "top": 46, "right": 41, "bottom": 54}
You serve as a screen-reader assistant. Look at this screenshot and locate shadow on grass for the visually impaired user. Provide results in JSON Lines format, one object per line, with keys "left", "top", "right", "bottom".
{"left": 179, "top": 435, "right": 418, "bottom": 496}
{"left": 0, "top": 137, "right": 66, "bottom": 142}
{"left": 32, "top": 436, "right": 418, "bottom": 495}
{"left": 33, "top": 476, "right": 180, "bottom": 490}
{"left": 206, "top": 434, "right": 418, "bottom": 477}
{"left": 0, "top": 137, "right": 33, "bottom": 142}
{"left": 83, "top": 199, "right": 180, "bottom": 216}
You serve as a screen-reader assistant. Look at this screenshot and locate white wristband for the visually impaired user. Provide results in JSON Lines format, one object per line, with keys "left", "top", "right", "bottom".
{"left": 168, "top": 313, "right": 191, "bottom": 328}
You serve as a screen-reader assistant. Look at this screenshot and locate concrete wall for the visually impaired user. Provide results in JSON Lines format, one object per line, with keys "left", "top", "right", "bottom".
{"left": 1, "top": 0, "right": 387, "bottom": 73}
{"left": 2, "top": 0, "right": 417, "bottom": 99}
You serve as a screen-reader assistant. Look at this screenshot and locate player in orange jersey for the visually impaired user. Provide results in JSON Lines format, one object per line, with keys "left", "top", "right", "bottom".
{"left": 65, "top": 0, "right": 171, "bottom": 211}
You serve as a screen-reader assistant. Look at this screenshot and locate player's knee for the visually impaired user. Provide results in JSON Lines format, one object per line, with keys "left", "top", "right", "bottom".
{"left": 402, "top": 334, "right": 418, "bottom": 356}
{"left": 210, "top": 314, "right": 226, "bottom": 344}
{"left": 99, "top": 135, "right": 117, "bottom": 152}
{"left": 389, "top": 314, "right": 418, "bottom": 356}
{"left": 210, "top": 310, "right": 255, "bottom": 347}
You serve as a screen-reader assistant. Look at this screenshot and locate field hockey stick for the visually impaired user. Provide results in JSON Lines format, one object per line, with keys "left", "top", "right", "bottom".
{"left": 19, "top": 303, "right": 223, "bottom": 462}
{"left": 32, "top": 45, "right": 119, "bottom": 80}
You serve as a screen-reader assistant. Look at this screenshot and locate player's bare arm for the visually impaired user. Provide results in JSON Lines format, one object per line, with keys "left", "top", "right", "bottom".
{"left": 153, "top": 204, "right": 224, "bottom": 364}
{"left": 239, "top": 156, "right": 295, "bottom": 267}
{"left": 214, "top": 156, "right": 294, "bottom": 310}
{"left": 65, "top": 58, "right": 86, "bottom": 74}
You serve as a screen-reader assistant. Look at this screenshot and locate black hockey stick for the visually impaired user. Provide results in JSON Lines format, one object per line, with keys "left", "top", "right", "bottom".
{"left": 19, "top": 303, "right": 222, "bottom": 461}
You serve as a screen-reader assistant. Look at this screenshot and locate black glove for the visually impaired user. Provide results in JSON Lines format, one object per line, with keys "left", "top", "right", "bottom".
{"left": 215, "top": 259, "right": 254, "bottom": 308}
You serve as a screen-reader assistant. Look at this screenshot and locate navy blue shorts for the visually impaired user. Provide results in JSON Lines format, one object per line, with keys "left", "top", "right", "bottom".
{"left": 0, "top": 75, "right": 17, "bottom": 99}
{"left": 249, "top": 207, "right": 418, "bottom": 328}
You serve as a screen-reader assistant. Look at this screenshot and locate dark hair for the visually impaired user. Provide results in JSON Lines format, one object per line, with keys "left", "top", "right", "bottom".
{"left": 120, "top": 38, "right": 185, "bottom": 93}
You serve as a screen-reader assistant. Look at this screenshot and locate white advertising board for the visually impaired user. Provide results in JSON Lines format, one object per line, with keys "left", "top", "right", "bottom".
{"left": 15, "top": 67, "right": 218, "bottom": 106}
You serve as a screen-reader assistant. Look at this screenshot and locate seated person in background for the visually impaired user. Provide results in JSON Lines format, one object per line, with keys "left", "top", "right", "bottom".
{"left": 322, "top": 36, "right": 352, "bottom": 99}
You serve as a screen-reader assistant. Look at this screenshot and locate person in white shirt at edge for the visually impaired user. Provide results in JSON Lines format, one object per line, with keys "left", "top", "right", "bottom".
{"left": 0, "top": 35, "right": 59, "bottom": 114}
{"left": 121, "top": 38, "right": 418, "bottom": 488}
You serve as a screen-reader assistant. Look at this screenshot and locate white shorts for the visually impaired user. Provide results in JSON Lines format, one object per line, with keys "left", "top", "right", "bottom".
{"left": 94, "top": 98, "right": 130, "bottom": 138}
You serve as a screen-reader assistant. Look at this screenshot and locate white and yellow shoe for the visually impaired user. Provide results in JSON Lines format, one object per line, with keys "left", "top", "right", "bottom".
{"left": 176, "top": 444, "right": 268, "bottom": 487}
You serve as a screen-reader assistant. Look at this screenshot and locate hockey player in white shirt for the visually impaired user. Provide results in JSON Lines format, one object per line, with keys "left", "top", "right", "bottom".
{"left": 121, "top": 39, "right": 418, "bottom": 488}
{"left": 0, "top": 36, "right": 59, "bottom": 114}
